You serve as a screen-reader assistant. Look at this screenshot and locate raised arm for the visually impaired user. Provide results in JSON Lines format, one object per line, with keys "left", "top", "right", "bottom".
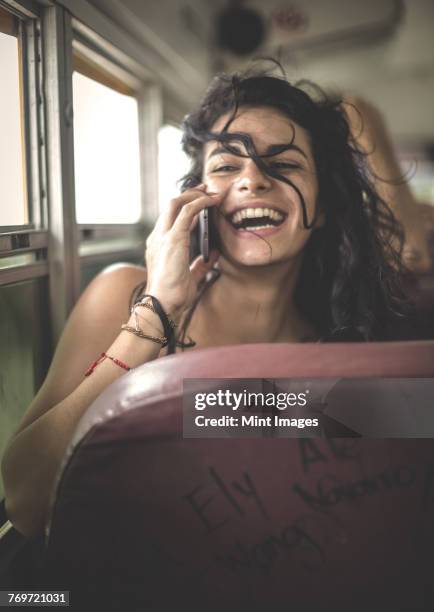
{"left": 1, "top": 186, "right": 222, "bottom": 537}
{"left": 343, "top": 95, "right": 434, "bottom": 274}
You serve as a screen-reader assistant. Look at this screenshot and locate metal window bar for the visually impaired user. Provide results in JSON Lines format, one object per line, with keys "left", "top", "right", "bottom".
{"left": 0, "top": 229, "right": 47, "bottom": 255}
{"left": 41, "top": 4, "right": 80, "bottom": 343}
{"left": 0, "top": 2, "right": 35, "bottom": 231}
{"left": 0, "top": 2, "right": 49, "bottom": 292}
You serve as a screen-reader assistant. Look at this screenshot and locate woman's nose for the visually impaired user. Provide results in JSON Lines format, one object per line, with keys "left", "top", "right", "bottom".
{"left": 236, "top": 160, "right": 272, "bottom": 193}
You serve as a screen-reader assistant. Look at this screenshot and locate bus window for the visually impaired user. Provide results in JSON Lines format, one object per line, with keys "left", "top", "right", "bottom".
{"left": 72, "top": 54, "right": 142, "bottom": 224}
{"left": 158, "top": 124, "right": 190, "bottom": 211}
{"left": 0, "top": 7, "right": 27, "bottom": 226}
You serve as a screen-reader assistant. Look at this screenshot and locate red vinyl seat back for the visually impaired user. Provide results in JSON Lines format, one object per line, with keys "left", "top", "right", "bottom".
{"left": 45, "top": 342, "right": 434, "bottom": 611}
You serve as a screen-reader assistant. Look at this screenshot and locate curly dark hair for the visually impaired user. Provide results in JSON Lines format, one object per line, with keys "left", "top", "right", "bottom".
{"left": 178, "top": 67, "right": 412, "bottom": 342}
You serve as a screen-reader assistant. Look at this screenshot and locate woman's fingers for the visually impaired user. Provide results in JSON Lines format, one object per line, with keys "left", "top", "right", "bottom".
{"left": 403, "top": 242, "right": 433, "bottom": 275}
{"left": 401, "top": 202, "right": 434, "bottom": 274}
{"left": 157, "top": 185, "right": 209, "bottom": 232}
{"left": 189, "top": 250, "right": 220, "bottom": 285}
{"left": 143, "top": 186, "right": 225, "bottom": 317}
{"left": 190, "top": 213, "right": 200, "bottom": 232}
{"left": 171, "top": 193, "right": 222, "bottom": 234}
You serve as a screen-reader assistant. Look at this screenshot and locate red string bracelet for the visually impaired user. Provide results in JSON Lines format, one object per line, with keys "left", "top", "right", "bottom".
{"left": 84, "top": 352, "right": 131, "bottom": 377}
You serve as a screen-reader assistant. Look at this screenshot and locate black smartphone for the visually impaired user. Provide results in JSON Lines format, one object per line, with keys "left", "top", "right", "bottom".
{"left": 199, "top": 208, "right": 210, "bottom": 262}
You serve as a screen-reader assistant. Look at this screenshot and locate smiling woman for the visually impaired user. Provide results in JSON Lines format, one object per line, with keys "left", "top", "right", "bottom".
{"left": 171, "top": 69, "right": 411, "bottom": 350}
{"left": 203, "top": 107, "right": 320, "bottom": 266}
{"left": 0, "top": 66, "right": 417, "bottom": 537}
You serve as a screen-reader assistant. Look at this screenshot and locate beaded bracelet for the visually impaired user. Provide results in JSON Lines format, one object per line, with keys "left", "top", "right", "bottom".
{"left": 84, "top": 352, "right": 131, "bottom": 377}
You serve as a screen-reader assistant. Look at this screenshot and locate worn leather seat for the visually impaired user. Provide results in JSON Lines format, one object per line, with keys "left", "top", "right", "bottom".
{"left": 44, "top": 341, "right": 434, "bottom": 611}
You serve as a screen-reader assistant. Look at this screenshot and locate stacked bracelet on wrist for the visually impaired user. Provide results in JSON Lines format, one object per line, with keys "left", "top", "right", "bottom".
{"left": 121, "top": 324, "right": 167, "bottom": 346}
{"left": 137, "top": 294, "right": 177, "bottom": 354}
{"left": 120, "top": 294, "right": 177, "bottom": 353}
{"left": 135, "top": 297, "right": 177, "bottom": 330}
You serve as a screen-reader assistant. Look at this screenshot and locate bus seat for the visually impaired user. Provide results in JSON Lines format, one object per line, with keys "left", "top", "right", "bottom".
{"left": 44, "top": 341, "right": 434, "bottom": 611}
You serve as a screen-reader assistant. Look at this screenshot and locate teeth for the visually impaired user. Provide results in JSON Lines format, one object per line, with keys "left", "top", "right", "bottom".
{"left": 231, "top": 207, "right": 284, "bottom": 224}
{"left": 244, "top": 225, "right": 274, "bottom": 231}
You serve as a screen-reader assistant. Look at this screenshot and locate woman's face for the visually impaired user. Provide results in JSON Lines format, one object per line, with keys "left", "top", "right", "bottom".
{"left": 203, "top": 106, "right": 321, "bottom": 267}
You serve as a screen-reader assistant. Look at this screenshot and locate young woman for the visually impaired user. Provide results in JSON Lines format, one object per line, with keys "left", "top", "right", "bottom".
{"left": 0, "top": 69, "right": 419, "bottom": 537}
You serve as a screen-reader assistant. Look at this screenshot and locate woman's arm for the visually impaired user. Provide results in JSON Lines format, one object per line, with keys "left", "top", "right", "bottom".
{"left": 344, "top": 96, "right": 434, "bottom": 274}
{"left": 1, "top": 264, "right": 161, "bottom": 537}
{"left": 1, "top": 185, "right": 222, "bottom": 538}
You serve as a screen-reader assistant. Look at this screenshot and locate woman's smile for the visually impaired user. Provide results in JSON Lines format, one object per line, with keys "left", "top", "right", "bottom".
{"left": 204, "top": 106, "right": 320, "bottom": 266}
{"left": 223, "top": 202, "right": 288, "bottom": 238}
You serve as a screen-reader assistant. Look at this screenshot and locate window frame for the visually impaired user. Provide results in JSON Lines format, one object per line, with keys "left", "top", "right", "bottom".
{"left": 0, "top": 1, "right": 46, "bottom": 257}
{"left": 70, "top": 24, "right": 161, "bottom": 303}
{"left": 71, "top": 25, "right": 162, "bottom": 233}
{"left": 0, "top": 0, "right": 163, "bottom": 345}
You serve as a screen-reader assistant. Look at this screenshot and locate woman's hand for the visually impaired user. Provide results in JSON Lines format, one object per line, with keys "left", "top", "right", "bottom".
{"left": 144, "top": 185, "right": 223, "bottom": 321}
{"left": 401, "top": 201, "right": 434, "bottom": 275}
{"left": 344, "top": 95, "right": 434, "bottom": 275}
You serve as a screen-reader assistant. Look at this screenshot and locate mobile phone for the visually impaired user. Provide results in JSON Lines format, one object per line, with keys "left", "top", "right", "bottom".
{"left": 199, "top": 207, "right": 210, "bottom": 262}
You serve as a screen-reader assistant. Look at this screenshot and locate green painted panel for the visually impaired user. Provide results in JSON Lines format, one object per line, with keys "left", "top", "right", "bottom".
{"left": 0, "top": 278, "right": 51, "bottom": 497}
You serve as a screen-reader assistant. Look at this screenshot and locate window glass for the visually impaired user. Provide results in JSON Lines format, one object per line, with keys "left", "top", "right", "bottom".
{"left": 0, "top": 13, "right": 27, "bottom": 227}
{"left": 158, "top": 124, "right": 190, "bottom": 212}
{"left": 73, "top": 71, "right": 142, "bottom": 224}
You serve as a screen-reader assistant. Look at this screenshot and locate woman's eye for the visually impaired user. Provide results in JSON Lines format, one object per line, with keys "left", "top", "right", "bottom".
{"left": 269, "top": 162, "right": 300, "bottom": 171}
{"left": 211, "top": 165, "right": 238, "bottom": 173}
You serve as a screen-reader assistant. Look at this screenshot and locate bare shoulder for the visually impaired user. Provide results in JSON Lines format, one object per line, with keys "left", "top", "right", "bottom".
{"left": 64, "top": 262, "right": 147, "bottom": 338}
{"left": 13, "top": 263, "right": 147, "bottom": 434}
{"left": 85, "top": 261, "right": 146, "bottom": 296}
{"left": 55, "top": 261, "right": 148, "bottom": 369}
{"left": 78, "top": 262, "right": 146, "bottom": 314}
{"left": 97, "top": 262, "right": 146, "bottom": 287}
